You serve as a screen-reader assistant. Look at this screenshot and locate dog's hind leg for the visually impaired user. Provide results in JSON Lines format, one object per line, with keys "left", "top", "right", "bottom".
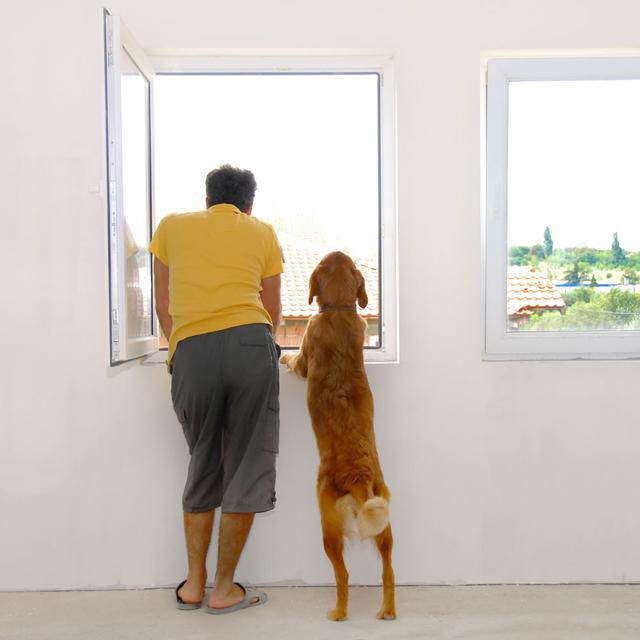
{"left": 375, "top": 524, "right": 396, "bottom": 620}
{"left": 318, "top": 489, "right": 349, "bottom": 621}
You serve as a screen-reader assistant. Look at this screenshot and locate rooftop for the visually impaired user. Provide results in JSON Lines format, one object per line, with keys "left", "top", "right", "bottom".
{"left": 268, "top": 213, "right": 379, "bottom": 319}
{"left": 507, "top": 266, "right": 566, "bottom": 317}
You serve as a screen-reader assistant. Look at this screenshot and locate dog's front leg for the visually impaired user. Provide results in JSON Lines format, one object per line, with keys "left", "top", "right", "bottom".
{"left": 280, "top": 329, "right": 310, "bottom": 378}
{"left": 280, "top": 352, "right": 307, "bottom": 378}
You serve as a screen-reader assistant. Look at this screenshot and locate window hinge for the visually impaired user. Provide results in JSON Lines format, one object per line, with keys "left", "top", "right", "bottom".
{"left": 106, "top": 30, "right": 114, "bottom": 67}
{"left": 112, "top": 310, "right": 119, "bottom": 346}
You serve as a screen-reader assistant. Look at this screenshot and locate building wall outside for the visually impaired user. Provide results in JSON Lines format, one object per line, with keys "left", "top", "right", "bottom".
{"left": 276, "top": 318, "right": 379, "bottom": 348}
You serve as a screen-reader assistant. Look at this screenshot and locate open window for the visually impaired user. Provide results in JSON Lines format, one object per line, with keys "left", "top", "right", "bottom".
{"left": 484, "top": 55, "right": 640, "bottom": 360}
{"left": 104, "top": 12, "right": 398, "bottom": 364}
{"left": 104, "top": 11, "right": 158, "bottom": 363}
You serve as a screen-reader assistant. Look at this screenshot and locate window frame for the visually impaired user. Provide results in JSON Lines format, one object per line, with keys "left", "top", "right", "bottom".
{"left": 104, "top": 11, "right": 159, "bottom": 364}
{"left": 483, "top": 54, "right": 640, "bottom": 361}
{"left": 148, "top": 53, "right": 399, "bottom": 363}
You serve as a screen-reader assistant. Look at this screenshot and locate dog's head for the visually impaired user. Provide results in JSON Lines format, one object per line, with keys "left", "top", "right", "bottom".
{"left": 308, "top": 251, "right": 368, "bottom": 309}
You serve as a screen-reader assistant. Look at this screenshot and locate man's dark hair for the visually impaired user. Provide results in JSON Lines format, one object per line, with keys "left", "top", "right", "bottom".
{"left": 205, "top": 164, "right": 257, "bottom": 212}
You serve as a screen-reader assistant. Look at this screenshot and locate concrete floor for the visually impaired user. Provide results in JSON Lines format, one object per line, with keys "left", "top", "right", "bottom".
{"left": 1, "top": 585, "right": 639, "bottom": 640}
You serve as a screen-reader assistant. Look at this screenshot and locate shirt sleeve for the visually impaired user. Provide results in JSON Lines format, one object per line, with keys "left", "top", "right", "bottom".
{"left": 149, "top": 216, "right": 169, "bottom": 265}
{"left": 263, "top": 225, "right": 284, "bottom": 278}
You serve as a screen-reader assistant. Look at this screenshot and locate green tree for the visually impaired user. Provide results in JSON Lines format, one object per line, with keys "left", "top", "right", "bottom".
{"left": 526, "top": 289, "right": 640, "bottom": 331}
{"left": 563, "top": 286, "right": 595, "bottom": 307}
{"left": 509, "top": 245, "right": 531, "bottom": 266}
{"left": 577, "top": 249, "right": 598, "bottom": 265}
{"left": 531, "top": 244, "right": 545, "bottom": 260}
{"left": 543, "top": 226, "right": 553, "bottom": 257}
{"left": 626, "top": 252, "right": 640, "bottom": 269}
{"left": 564, "top": 261, "right": 590, "bottom": 285}
{"left": 612, "top": 232, "right": 626, "bottom": 266}
{"left": 599, "top": 288, "right": 640, "bottom": 327}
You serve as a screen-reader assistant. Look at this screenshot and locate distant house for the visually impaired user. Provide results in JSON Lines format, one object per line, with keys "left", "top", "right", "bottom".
{"left": 271, "top": 214, "right": 380, "bottom": 347}
{"left": 507, "top": 266, "right": 566, "bottom": 329}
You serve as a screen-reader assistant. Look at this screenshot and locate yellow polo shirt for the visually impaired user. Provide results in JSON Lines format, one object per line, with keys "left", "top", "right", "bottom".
{"left": 149, "top": 203, "right": 284, "bottom": 362}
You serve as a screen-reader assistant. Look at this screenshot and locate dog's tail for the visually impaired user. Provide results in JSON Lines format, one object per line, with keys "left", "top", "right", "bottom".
{"left": 355, "top": 495, "right": 390, "bottom": 539}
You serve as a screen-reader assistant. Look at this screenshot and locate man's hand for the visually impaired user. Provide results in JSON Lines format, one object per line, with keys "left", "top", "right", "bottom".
{"left": 154, "top": 257, "right": 173, "bottom": 338}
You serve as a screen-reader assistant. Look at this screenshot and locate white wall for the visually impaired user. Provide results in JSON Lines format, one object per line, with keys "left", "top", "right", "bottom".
{"left": 2, "top": 0, "right": 640, "bottom": 590}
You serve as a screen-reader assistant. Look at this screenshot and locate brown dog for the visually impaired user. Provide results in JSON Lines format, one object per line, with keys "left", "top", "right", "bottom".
{"left": 281, "top": 251, "right": 396, "bottom": 621}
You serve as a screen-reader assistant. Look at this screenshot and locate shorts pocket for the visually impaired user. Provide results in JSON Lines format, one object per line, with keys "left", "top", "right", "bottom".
{"left": 263, "top": 404, "right": 280, "bottom": 453}
{"left": 176, "top": 407, "right": 196, "bottom": 453}
{"left": 238, "top": 325, "right": 272, "bottom": 346}
{"left": 267, "top": 363, "right": 280, "bottom": 412}
{"left": 265, "top": 344, "right": 280, "bottom": 450}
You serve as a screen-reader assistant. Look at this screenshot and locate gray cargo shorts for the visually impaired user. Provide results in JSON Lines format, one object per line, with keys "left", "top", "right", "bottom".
{"left": 170, "top": 323, "right": 279, "bottom": 514}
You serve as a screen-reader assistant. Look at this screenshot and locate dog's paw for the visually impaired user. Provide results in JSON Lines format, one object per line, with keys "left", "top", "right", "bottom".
{"left": 327, "top": 608, "right": 348, "bottom": 622}
{"left": 376, "top": 607, "right": 396, "bottom": 621}
{"left": 279, "top": 353, "right": 292, "bottom": 367}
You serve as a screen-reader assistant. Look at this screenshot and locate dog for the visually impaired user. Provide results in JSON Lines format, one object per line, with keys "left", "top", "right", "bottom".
{"left": 280, "top": 251, "right": 396, "bottom": 621}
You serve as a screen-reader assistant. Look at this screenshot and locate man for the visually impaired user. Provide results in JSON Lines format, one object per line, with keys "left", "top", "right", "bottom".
{"left": 149, "top": 165, "right": 283, "bottom": 614}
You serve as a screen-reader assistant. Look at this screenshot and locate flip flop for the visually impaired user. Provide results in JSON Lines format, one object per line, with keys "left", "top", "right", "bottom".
{"left": 175, "top": 579, "right": 203, "bottom": 610}
{"left": 205, "top": 583, "right": 268, "bottom": 615}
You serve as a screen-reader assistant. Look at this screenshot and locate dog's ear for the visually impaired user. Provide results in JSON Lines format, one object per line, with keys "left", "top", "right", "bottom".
{"left": 308, "top": 267, "right": 321, "bottom": 305}
{"left": 355, "top": 269, "right": 368, "bottom": 309}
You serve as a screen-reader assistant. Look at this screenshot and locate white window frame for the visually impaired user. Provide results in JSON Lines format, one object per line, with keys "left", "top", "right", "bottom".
{"left": 104, "top": 11, "right": 159, "bottom": 364}
{"left": 148, "top": 52, "right": 399, "bottom": 364}
{"left": 483, "top": 55, "right": 640, "bottom": 361}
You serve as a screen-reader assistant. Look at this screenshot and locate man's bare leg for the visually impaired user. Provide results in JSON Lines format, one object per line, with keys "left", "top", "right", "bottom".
{"left": 208, "top": 512, "right": 257, "bottom": 608}
{"left": 178, "top": 510, "right": 214, "bottom": 604}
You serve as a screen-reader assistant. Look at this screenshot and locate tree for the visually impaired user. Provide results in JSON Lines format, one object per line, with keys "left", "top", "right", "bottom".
{"left": 564, "top": 286, "right": 595, "bottom": 306}
{"left": 612, "top": 232, "right": 626, "bottom": 266}
{"left": 627, "top": 251, "right": 640, "bottom": 269}
{"left": 543, "top": 226, "right": 553, "bottom": 257}
{"left": 526, "top": 288, "right": 640, "bottom": 331}
{"left": 509, "top": 245, "right": 531, "bottom": 266}
{"left": 564, "top": 261, "right": 590, "bottom": 285}
{"left": 577, "top": 249, "right": 598, "bottom": 265}
{"left": 530, "top": 244, "right": 545, "bottom": 260}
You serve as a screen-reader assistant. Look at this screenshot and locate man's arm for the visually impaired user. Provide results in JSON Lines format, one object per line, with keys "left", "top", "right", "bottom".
{"left": 260, "top": 273, "right": 282, "bottom": 334}
{"left": 153, "top": 257, "right": 172, "bottom": 339}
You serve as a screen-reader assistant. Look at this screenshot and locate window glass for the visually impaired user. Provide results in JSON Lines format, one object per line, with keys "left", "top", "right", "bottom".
{"left": 120, "top": 47, "right": 153, "bottom": 339}
{"left": 507, "top": 79, "right": 640, "bottom": 333}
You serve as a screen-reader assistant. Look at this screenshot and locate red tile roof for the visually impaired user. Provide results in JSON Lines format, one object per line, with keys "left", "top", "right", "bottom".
{"left": 507, "top": 266, "right": 566, "bottom": 317}
{"left": 266, "top": 213, "right": 379, "bottom": 319}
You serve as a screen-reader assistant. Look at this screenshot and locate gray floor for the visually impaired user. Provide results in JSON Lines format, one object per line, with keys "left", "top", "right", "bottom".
{"left": 1, "top": 585, "right": 639, "bottom": 640}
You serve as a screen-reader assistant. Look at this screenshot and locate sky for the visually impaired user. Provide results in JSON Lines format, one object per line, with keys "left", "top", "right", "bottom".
{"left": 151, "top": 73, "right": 380, "bottom": 258}
{"left": 508, "top": 79, "right": 640, "bottom": 252}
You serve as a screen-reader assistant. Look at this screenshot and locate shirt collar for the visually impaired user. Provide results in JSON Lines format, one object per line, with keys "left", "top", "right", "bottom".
{"left": 207, "top": 203, "right": 244, "bottom": 215}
